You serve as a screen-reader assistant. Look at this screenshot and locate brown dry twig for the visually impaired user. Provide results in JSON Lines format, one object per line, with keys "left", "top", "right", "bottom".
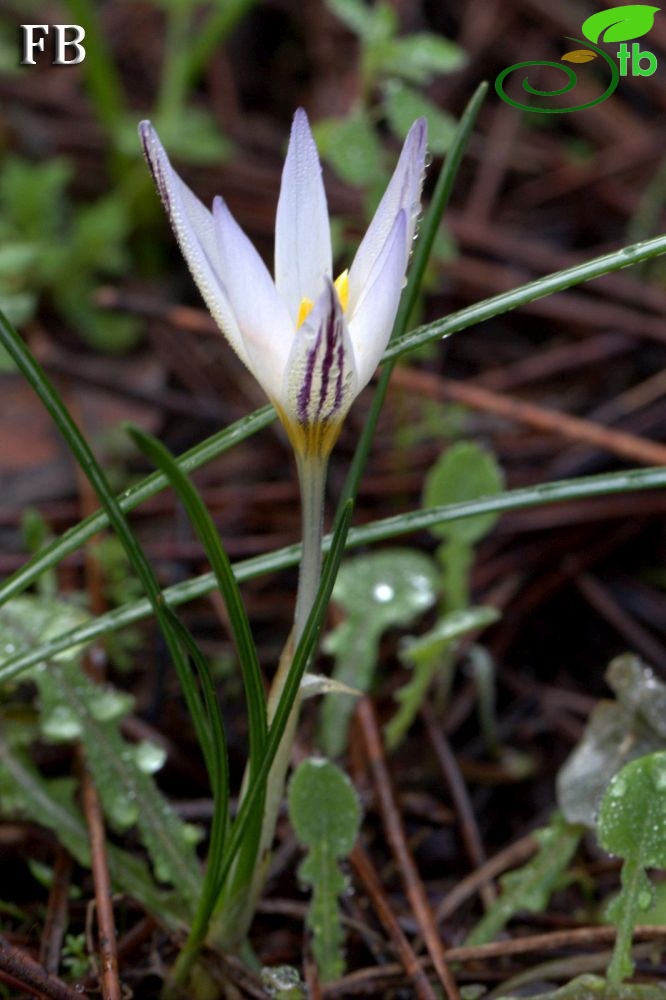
{"left": 356, "top": 698, "right": 461, "bottom": 1000}
{"left": 73, "top": 445, "right": 123, "bottom": 1000}
{"left": 350, "top": 841, "right": 438, "bottom": 1000}
{"left": 0, "top": 935, "right": 83, "bottom": 1000}
{"left": 390, "top": 367, "right": 666, "bottom": 468}
{"left": 421, "top": 704, "right": 495, "bottom": 909}
{"left": 79, "top": 759, "right": 122, "bottom": 1000}
{"left": 39, "top": 847, "right": 73, "bottom": 975}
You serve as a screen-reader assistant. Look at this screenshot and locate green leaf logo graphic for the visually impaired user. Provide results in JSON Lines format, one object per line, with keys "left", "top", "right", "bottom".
{"left": 581, "top": 5, "right": 660, "bottom": 43}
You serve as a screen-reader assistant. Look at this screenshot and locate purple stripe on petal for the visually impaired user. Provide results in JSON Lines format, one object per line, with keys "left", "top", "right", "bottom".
{"left": 297, "top": 338, "right": 316, "bottom": 425}
{"left": 315, "top": 284, "right": 338, "bottom": 421}
{"left": 290, "top": 279, "right": 356, "bottom": 432}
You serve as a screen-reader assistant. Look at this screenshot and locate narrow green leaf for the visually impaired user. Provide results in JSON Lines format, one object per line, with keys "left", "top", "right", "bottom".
{"left": 333, "top": 82, "right": 489, "bottom": 530}
{"left": 225, "top": 499, "right": 354, "bottom": 885}
{"left": 5, "top": 464, "right": 666, "bottom": 684}
{"left": 168, "top": 616, "right": 230, "bottom": 936}
{"left": 385, "top": 232, "right": 666, "bottom": 361}
{"left": 0, "top": 307, "right": 226, "bottom": 856}
{"left": 170, "top": 502, "right": 355, "bottom": 986}
{"left": 0, "top": 405, "right": 275, "bottom": 611}
{"left": 288, "top": 758, "right": 361, "bottom": 982}
{"left": 129, "top": 427, "right": 266, "bottom": 772}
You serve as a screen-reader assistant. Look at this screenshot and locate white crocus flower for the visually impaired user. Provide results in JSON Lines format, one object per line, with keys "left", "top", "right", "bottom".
{"left": 140, "top": 114, "right": 427, "bottom": 948}
{"left": 139, "top": 109, "right": 427, "bottom": 460}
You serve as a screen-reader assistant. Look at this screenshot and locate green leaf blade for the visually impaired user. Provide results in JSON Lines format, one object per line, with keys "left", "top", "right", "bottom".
{"left": 289, "top": 759, "right": 361, "bottom": 981}
{"left": 598, "top": 751, "right": 666, "bottom": 984}
{"left": 423, "top": 441, "right": 504, "bottom": 545}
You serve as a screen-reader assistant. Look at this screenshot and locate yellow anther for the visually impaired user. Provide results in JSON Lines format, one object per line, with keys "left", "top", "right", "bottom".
{"left": 334, "top": 269, "right": 349, "bottom": 312}
{"left": 297, "top": 272, "right": 348, "bottom": 330}
{"left": 296, "top": 297, "right": 314, "bottom": 329}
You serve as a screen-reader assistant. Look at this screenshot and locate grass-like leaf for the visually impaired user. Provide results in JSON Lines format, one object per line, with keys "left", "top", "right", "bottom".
{"left": 334, "top": 82, "right": 489, "bottom": 526}
{"left": 0, "top": 405, "right": 274, "bottom": 610}
{"left": 384, "top": 232, "right": 666, "bottom": 362}
{"left": 0, "top": 307, "right": 227, "bottom": 880}
{"left": 128, "top": 427, "right": 269, "bottom": 944}
{"left": 3, "top": 464, "right": 666, "bottom": 683}
{"left": 129, "top": 427, "right": 267, "bottom": 772}
{"left": 169, "top": 500, "right": 354, "bottom": 989}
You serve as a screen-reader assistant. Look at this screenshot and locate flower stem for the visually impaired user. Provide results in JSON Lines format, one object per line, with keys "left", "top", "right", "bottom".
{"left": 294, "top": 453, "right": 328, "bottom": 644}
{"left": 207, "top": 452, "right": 328, "bottom": 952}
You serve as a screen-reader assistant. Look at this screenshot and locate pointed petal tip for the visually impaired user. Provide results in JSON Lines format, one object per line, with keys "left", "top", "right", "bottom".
{"left": 138, "top": 120, "right": 158, "bottom": 154}
{"left": 276, "top": 104, "right": 332, "bottom": 319}
{"left": 290, "top": 106, "right": 315, "bottom": 144}
{"left": 212, "top": 195, "right": 238, "bottom": 235}
{"left": 138, "top": 119, "right": 152, "bottom": 153}
{"left": 407, "top": 116, "right": 428, "bottom": 157}
{"left": 137, "top": 121, "right": 171, "bottom": 209}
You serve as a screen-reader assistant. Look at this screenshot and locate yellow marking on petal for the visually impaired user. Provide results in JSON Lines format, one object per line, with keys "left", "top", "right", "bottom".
{"left": 334, "top": 269, "right": 349, "bottom": 312}
{"left": 296, "top": 297, "right": 314, "bottom": 329}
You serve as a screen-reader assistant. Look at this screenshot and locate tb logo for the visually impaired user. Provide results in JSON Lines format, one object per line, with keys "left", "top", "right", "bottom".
{"left": 20, "top": 25, "right": 86, "bottom": 66}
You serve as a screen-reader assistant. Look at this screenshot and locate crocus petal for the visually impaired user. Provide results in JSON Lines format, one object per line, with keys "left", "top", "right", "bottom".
{"left": 347, "top": 118, "right": 427, "bottom": 313}
{"left": 275, "top": 108, "right": 332, "bottom": 324}
{"left": 348, "top": 209, "right": 407, "bottom": 390}
{"left": 138, "top": 121, "right": 250, "bottom": 369}
{"left": 282, "top": 280, "right": 357, "bottom": 456}
{"left": 213, "top": 197, "right": 294, "bottom": 403}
